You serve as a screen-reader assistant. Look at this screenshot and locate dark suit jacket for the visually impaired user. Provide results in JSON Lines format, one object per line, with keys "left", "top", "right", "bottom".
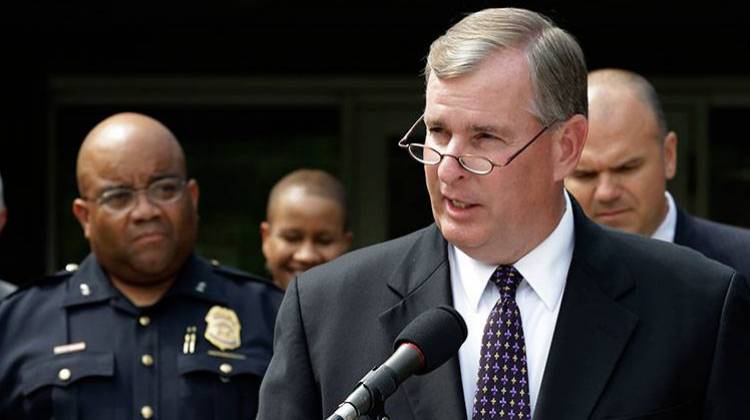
{"left": 674, "top": 206, "right": 750, "bottom": 277}
{"left": 258, "top": 204, "right": 750, "bottom": 420}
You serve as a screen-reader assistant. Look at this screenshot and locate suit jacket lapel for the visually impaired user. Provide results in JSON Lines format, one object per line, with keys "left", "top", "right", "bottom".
{"left": 378, "top": 225, "right": 467, "bottom": 420}
{"left": 534, "top": 202, "right": 638, "bottom": 420}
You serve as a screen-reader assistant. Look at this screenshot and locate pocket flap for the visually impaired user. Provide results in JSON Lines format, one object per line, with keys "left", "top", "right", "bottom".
{"left": 177, "top": 353, "right": 268, "bottom": 378}
{"left": 20, "top": 352, "right": 114, "bottom": 396}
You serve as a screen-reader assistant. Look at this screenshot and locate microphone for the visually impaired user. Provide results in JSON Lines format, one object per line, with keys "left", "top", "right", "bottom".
{"left": 326, "top": 305, "right": 467, "bottom": 420}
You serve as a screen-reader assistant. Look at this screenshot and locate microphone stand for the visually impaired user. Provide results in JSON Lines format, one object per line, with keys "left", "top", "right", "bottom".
{"left": 369, "top": 399, "right": 389, "bottom": 420}
{"left": 363, "top": 363, "right": 393, "bottom": 420}
{"left": 327, "top": 365, "right": 394, "bottom": 420}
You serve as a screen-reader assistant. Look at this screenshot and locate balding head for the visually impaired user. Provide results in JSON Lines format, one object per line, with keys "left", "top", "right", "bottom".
{"left": 261, "top": 169, "right": 352, "bottom": 289}
{"left": 72, "top": 112, "right": 200, "bottom": 306}
{"left": 266, "top": 169, "right": 347, "bottom": 226}
{"left": 565, "top": 68, "right": 677, "bottom": 237}
{"left": 588, "top": 68, "right": 669, "bottom": 139}
{"left": 77, "top": 112, "right": 187, "bottom": 198}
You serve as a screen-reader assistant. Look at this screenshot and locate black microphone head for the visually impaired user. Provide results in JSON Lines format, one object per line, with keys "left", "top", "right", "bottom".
{"left": 394, "top": 305, "right": 468, "bottom": 375}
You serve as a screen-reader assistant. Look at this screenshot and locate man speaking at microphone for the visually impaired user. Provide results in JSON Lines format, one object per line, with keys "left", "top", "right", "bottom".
{"left": 258, "top": 7, "right": 750, "bottom": 420}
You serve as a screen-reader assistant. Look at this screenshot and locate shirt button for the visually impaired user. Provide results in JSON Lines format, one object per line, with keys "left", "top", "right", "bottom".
{"left": 58, "top": 368, "right": 72, "bottom": 381}
{"left": 138, "top": 316, "right": 151, "bottom": 327}
{"left": 141, "top": 354, "right": 154, "bottom": 367}
{"left": 140, "top": 405, "right": 154, "bottom": 419}
{"left": 219, "top": 363, "right": 233, "bottom": 374}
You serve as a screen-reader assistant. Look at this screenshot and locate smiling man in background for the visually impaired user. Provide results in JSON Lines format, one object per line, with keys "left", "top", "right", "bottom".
{"left": 260, "top": 168, "right": 352, "bottom": 290}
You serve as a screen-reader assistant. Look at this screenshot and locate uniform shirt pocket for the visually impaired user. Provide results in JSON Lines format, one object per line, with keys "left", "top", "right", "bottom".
{"left": 19, "top": 352, "right": 115, "bottom": 420}
{"left": 176, "top": 353, "right": 266, "bottom": 420}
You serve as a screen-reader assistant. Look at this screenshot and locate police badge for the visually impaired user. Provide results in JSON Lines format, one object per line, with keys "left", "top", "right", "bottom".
{"left": 204, "top": 306, "right": 241, "bottom": 351}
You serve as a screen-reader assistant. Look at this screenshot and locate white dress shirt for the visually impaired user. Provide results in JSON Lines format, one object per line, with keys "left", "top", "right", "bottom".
{"left": 651, "top": 191, "right": 677, "bottom": 243}
{"left": 450, "top": 192, "right": 575, "bottom": 420}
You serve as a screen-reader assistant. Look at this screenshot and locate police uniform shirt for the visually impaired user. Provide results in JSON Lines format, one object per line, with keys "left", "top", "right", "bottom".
{"left": 0, "top": 253, "right": 282, "bottom": 420}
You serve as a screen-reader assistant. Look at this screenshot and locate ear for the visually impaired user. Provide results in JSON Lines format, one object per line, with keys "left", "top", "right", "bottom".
{"left": 187, "top": 179, "right": 200, "bottom": 209}
{"left": 72, "top": 198, "right": 93, "bottom": 239}
{"left": 663, "top": 131, "right": 678, "bottom": 180}
{"left": 343, "top": 230, "right": 354, "bottom": 251}
{"left": 552, "top": 114, "right": 588, "bottom": 182}
{"left": 260, "top": 221, "right": 271, "bottom": 242}
{"left": 260, "top": 221, "right": 273, "bottom": 261}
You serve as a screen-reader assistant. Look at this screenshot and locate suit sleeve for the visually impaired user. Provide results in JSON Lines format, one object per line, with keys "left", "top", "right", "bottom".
{"left": 703, "top": 271, "right": 750, "bottom": 419}
{"left": 257, "top": 278, "right": 322, "bottom": 419}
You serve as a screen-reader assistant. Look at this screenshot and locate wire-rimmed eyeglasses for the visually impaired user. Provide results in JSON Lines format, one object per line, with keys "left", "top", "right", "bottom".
{"left": 398, "top": 114, "right": 555, "bottom": 175}
{"left": 83, "top": 176, "right": 188, "bottom": 213}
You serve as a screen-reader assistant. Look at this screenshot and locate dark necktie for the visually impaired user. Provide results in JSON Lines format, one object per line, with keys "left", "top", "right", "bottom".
{"left": 472, "top": 265, "right": 531, "bottom": 420}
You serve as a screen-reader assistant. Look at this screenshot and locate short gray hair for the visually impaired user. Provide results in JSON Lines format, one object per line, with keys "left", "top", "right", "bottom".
{"left": 425, "top": 8, "right": 587, "bottom": 125}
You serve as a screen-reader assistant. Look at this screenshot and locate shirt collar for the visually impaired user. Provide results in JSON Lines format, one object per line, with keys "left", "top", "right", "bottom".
{"left": 165, "top": 254, "right": 229, "bottom": 305}
{"left": 651, "top": 191, "right": 677, "bottom": 243}
{"left": 449, "top": 245, "right": 497, "bottom": 311}
{"left": 451, "top": 191, "right": 574, "bottom": 311}
{"left": 63, "top": 253, "right": 228, "bottom": 308}
{"left": 63, "top": 254, "right": 119, "bottom": 307}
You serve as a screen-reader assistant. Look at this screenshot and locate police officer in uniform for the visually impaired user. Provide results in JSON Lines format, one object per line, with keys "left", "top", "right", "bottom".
{"left": 0, "top": 112, "right": 282, "bottom": 419}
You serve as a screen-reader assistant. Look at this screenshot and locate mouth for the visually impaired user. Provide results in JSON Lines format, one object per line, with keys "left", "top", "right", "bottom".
{"left": 450, "top": 199, "right": 471, "bottom": 209}
{"left": 133, "top": 231, "right": 167, "bottom": 243}
{"left": 440, "top": 194, "right": 481, "bottom": 220}
{"left": 444, "top": 194, "right": 478, "bottom": 210}
{"left": 595, "top": 209, "right": 629, "bottom": 220}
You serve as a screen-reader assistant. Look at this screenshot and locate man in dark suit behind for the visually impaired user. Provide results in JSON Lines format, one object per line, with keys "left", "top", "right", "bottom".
{"left": 258, "top": 8, "right": 750, "bottom": 420}
{"left": 566, "top": 68, "right": 750, "bottom": 276}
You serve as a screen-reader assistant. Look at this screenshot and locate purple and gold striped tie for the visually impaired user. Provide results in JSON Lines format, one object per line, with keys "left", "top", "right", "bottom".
{"left": 472, "top": 265, "right": 531, "bottom": 420}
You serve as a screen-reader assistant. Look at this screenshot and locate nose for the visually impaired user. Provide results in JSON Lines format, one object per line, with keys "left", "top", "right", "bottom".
{"left": 293, "top": 240, "right": 324, "bottom": 266}
{"left": 436, "top": 144, "right": 468, "bottom": 184}
{"left": 129, "top": 191, "right": 162, "bottom": 221}
{"left": 593, "top": 172, "right": 621, "bottom": 203}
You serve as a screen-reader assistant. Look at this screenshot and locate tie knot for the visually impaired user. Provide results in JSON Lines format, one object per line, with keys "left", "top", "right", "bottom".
{"left": 490, "top": 265, "right": 523, "bottom": 298}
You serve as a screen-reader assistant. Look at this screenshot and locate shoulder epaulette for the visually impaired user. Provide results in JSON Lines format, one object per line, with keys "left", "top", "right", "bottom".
{"left": 42, "top": 263, "right": 79, "bottom": 282}
{"left": 12, "top": 262, "right": 78, "bottom": 293}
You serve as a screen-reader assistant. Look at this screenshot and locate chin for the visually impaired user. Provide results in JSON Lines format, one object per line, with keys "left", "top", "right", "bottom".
{"left": 131, "top": 253, "right": 175, "bottom": 275}
{"left": 599, "top": 219, "right": 636, "bottom": 233}
{"left": 273, "top": 272, "right": 294, "bottom": 290}
{"left": 276, "top": 278, "right": 292, "bottom": 290}
{"left": 438, "top": 221, "right": 487, "bottom": 251}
